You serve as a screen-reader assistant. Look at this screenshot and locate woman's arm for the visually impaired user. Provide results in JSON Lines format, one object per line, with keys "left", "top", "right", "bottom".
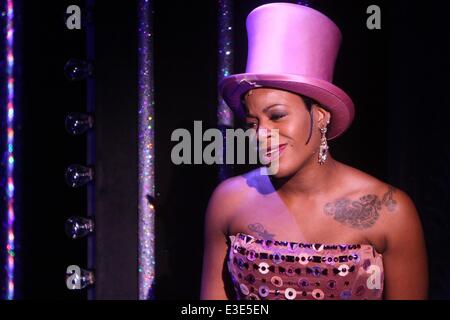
{"left": 200, "top": 178, "right": 240, "bottom": 300}
{"left": 383, "top": 189, "right": 428, "bottom": 299}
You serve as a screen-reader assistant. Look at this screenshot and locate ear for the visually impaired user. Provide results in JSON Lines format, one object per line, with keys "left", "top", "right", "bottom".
{"left": 313, "top": 105, "right": 331, "bottom": 128}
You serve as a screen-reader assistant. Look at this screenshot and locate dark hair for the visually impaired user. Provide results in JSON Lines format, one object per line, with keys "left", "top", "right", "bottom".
{"left": 298, "top": 94, "right": 321, "bottom": 145}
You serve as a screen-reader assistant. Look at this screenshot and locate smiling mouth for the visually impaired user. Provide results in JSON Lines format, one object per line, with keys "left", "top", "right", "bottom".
{"left": 261, "top": 143, "right": 288, "bottom": 161}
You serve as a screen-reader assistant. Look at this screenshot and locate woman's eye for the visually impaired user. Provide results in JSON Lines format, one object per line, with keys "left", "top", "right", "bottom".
{"left": 270, "top": 114, "right": 286, "bottom": 120}
{"left": 245, "top": 123, "right": 257, "bottom": 129}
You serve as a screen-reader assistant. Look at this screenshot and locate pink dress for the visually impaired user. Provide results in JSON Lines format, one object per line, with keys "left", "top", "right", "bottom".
{"left": 227, "top": 232, "right": 384, "bottom": 300}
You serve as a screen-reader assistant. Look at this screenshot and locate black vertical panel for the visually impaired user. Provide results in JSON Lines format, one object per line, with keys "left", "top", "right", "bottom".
{"left": 388, "top": 0, "right": 450, "bottom": 299}
{"left": 20, "top": 0, "right": 87, "bottom": 299}
{"left": 94, "top": 1, "right": 139, "bottom": 299}
{"left": 86, "top": 0, "right": 96, "bottom": 301}
{"left": 153, "top": 0, "right": 218, "bottom": 299}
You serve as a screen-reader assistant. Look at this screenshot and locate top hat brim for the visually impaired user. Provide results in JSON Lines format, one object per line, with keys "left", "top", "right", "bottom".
{"left": 219, "top": 73, "right": 355, "bottom": 140}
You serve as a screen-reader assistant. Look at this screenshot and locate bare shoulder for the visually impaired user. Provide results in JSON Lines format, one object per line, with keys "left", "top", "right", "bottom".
{"left": 206, "top": 168, "right": 270, "bottom": 233}
{"left": 208, "top": 174, "right": 250, "bottom": 206}
{"left": 340, "top": 168, "right": 429, "bottom": 299}
{"left": 376, "top": 184, "right": 424, "bottom": 246}
{"left": 338, "top": 163, "right": 423, "bottom": 240}
{"left": 205, "top": 173, "right": 251, "bottom": 236}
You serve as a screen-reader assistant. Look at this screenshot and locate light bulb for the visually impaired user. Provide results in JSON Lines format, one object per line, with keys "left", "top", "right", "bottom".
{"left": 65, "top": 164, "right": 94, "bottom": 188}
{"left": 66, "top": 265, "right": 95, "bottom": 290}
{"left": 65, "top": 216, "right": 94, "bottom": 239}
{"left": 64, "top": 58, "right": 93, "bottom": 81}
{"left": 65, "top": 112, "right": 94, "bottom": 135}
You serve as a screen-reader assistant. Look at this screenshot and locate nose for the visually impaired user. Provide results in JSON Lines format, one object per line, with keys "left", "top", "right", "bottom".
{"left": 256, "top": 124, "right": 279, "bottom": 148}
{"left": 256, "top": 118, "right": 278, "bottom": 137}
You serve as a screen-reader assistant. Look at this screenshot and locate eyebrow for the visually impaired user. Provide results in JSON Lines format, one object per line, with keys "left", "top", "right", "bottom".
{"left": 245, "top": 104, "right": 286, "bottom": 118}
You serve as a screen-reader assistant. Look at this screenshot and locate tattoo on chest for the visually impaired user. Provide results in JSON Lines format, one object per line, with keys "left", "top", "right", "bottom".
{"left": 247, "top": 222, "right": 276, "bottom": 240}
{"left": 323, "top": 186, "right": 398, "bottom": 230}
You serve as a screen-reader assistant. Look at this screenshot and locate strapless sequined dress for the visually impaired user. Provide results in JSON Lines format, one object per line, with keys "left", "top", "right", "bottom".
{"left": 227, "top": 232, "right": 384, "bottom": 300}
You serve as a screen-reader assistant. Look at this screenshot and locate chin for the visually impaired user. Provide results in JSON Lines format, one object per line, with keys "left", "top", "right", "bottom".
{"left": 264, "top": 162, "right": 293, "bottom": 178}
{"left": 265, "top": 158, "right": 306, "bottom": 179}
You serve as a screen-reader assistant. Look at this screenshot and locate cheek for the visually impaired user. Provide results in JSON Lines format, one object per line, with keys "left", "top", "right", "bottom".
{"left": 284, "top": 114, "right": 312, "bottom": 144}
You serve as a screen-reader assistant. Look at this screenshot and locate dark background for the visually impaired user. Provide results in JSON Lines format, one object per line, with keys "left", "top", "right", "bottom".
{"left": 14, "top": 0, "right": 88, "bottom": 300}
{"left": 0, "top": 0, "right": 448, "bottom": 299}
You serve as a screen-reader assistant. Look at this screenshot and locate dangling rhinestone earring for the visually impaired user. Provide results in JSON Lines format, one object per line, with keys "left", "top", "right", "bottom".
{"left": 318, "top": 120, "right": 330, "bottom": 165}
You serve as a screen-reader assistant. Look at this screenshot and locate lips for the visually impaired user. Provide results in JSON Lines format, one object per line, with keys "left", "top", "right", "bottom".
{"left": 263, "top": 143, "right": 287, "bottom": 155}
{"left": 262, "top": 143, "right": 288, "bottom": 162}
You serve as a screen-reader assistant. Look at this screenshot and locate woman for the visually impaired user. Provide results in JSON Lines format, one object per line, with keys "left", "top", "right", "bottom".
{"left": 200, "top": 3, "right": 428, "bottom": 300}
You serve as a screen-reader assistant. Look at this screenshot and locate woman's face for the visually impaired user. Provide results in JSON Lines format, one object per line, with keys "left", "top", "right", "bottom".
{"left": 244, "top": 88, "right": 329, "bottom": 178}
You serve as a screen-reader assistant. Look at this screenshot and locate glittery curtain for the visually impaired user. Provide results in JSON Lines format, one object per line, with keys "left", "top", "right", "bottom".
{"left": 1, "top": 0, "right": 16, "bottom": 300}
{"left": 217, "top": 0, "right": 234, "bottom": 181}
{"left": 138, "top": 0, "right": 155, "bottom": 300}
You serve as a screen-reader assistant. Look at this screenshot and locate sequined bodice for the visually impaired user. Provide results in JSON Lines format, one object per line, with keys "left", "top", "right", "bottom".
{"left": 227, "top": 232, "right": 384, "bottom": 300}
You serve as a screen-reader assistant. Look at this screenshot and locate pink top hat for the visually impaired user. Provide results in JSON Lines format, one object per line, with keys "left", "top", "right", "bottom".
{"left": 219, "top": 2, "right": 355, "bottom": 140}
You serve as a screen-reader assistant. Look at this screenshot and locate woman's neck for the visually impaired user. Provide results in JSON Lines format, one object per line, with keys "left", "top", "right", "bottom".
{"left": 270, "top": 154, "right": 341, "bottom": 202}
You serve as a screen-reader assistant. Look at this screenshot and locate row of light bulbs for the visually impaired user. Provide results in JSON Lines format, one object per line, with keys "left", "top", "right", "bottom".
{"left": 63, "top": 58, "right": 96, "bottom": 291}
